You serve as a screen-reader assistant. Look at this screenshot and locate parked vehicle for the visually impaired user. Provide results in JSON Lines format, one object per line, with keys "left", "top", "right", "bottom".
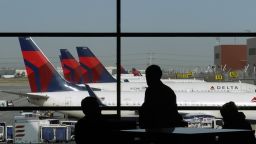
{"left": 14, "top": 116, "right": 41, "bottom": 143}
{"left": 41, "top": 125, "right": 71, "bottom": 143}
{"left": 6, "top": 126, "right": 13, "bottom": 143}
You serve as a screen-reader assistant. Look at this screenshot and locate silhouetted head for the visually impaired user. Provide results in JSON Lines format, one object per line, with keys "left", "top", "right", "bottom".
{"left": 81, "top": 97, "right": 101, "bottom": 117}
{"left": 220, "top": 101, "right": 238, "bottom": 121}
{"left": 145, "top": 65, "right": 162, "bottom": 87}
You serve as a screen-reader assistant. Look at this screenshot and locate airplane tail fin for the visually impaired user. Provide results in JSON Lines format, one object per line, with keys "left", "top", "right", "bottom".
{"left": 121, "top": 65, "right": 128, "bottom": 74}
{"left": 76, "top": 46, "right": 116, "bottom": 83}
{"left": 132, "top": 68, "right": 142, "bottom": 76}
{"left": 59, "top": 49, "right": 89, "bottom": 84}
{"left": 18, "top": 37, "right": 84, "bottom": 92}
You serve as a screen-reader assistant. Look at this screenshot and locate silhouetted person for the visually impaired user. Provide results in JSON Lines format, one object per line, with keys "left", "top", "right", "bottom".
{"left": 139, "top": 65, "right": 185, "bottom": 129}
{"left": 220, "top": 101, "right": 256, "bottom": 144}
{"left": 75, "top": 97, "right": 111, "bottom": 144}
{"left": 220, "top": 101, "right": 251, "bottom": 130}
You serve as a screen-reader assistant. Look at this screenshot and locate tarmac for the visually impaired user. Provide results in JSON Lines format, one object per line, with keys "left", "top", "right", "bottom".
{"left": 0, "top": 78, "right": 32, "bottom": 125}
{"left": 0, "top": 78, "right": 69, "bottom": 125}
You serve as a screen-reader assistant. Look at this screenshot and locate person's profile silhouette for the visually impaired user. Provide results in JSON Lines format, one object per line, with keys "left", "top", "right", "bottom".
{"left": 75, "top": 97, "right": 110, "bottom": 144}
{"left": 139, "top": 65, "right": 185, "bottom": 129}
{"left": 220, "top": 101, "right": 252, "bottom": 130}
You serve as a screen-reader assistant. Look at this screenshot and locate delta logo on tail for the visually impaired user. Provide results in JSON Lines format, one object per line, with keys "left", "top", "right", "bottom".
{"left": 59, "top": 49, "right": 89, "bottom": 84}
{"left": 76, "top": 46, "right": 116, "bottom": 83}
{"left": 19, "top": 37, "right": 84, "bottom": 92}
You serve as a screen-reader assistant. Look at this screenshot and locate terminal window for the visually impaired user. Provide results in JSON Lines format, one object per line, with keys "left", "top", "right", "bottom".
{"left": 215, "top": 53, "right": 220, "bottom": 59}
{"left": 249, "top": 48, "right": 256, "bottom": 55}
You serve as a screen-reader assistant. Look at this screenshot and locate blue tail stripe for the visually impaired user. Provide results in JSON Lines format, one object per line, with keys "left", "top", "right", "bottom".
{"left": 63, "top": 64, "right": 84, "bottom": 84}
{"left": 46, "top": 69, "right": 87, "bottom": 92}
{"left": 100, "top": 72, "right": 116, "bottom": 82}
{"left": 24, "top": 59, "right": 41, "bottom": 92}
{"left": 19, "top": 37, "right": 39, "bottom": 51}
{"left": 76, "top": 47, "right": 94, "bottom": 57}
{"left": 63, "top": 64, "right": 76, "bottom": 83}
{"left": 60, "top": 49, "right": 75, "bottom": 59}
{"left": 47, "top": 71, "right": 74, "bottom": 92}
{"left": 80, "top": 63, "right": 93, "bottom": 83}
{"left": 46, "top": 69, "right": 86, "bottom": 91}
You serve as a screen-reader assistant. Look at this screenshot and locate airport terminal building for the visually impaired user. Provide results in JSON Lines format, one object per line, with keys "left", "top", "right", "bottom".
{"left": 214, "top": 45, "right": 247, "bottom": 71}
{"left": 247, "top": 37, "right": 256, "bottom": 70}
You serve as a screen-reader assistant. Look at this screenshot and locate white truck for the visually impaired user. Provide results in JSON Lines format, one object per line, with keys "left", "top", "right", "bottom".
{"left": 211, "top": 118, "right": 223, "bottom": 129}
{"left": 0, "top": 122, "right": 5, "bottom": 142}
{"left": 60, "top": 120, "right": 77, "bottom": 140}
{"left": 41, "top": 125, "right": 71, "bottom": 143}
{"left": 14, "top": 116, "right": 73, "bottom": 143}
{"left": 6, "top": 125, "right": 13, "bottom": 143}
{"left": 14, "top": 116, "right": 42, "bottom": 143}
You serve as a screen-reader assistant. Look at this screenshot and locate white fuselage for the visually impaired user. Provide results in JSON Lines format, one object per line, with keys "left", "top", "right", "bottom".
{"left": 28, "top": 90, "right": 256, "bottom": 119}
{"left": 117, "top": 74, "right": 205, "bottom": 83}
{"left": 86, "top": 81, "right": 256, "bottom": 93}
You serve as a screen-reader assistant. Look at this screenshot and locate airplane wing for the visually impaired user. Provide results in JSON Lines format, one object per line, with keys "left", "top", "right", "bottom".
{"left": 0, "top": 90, "right": 49, "bottom": 100}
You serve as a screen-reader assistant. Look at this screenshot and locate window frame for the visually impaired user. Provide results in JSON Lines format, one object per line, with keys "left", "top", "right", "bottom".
{"left": 1, "top": 0, "right": 256, "bottom": 117}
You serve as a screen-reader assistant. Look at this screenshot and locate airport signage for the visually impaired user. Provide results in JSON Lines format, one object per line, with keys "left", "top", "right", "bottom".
{"left": 215, "top": 74, "right": 223, "bottom": 80}
{"left": 229, "top": 71, "right": 238, "bottom": 78}
{"left": 176, "top": 72, "right": 193, "bottom": 78}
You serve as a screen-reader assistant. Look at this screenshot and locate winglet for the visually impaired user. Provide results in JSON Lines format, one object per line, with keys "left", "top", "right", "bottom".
{"left": 85, "top": 85, "right": 106, "bottom": 107}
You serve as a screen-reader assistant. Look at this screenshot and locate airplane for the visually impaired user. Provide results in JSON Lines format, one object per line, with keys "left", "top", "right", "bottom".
{"left": 60, "top": 48, "right": 141, "bottom": 83}
{"left": 131, "top": 67, "right": 142, "bottom": 76}
{"left": 76, "top": 46, "right": 205, "bottom": 83}
{"left": 59, "top": 49, "right": 88, "bottom": 84}
{"left": 113, "top": 67, "right": 146, "bottom": 82}
{"left": 76, "top": 46, "right": 116, "bottom": 83}
{"left": 59, "top": 47, "right": 256, "bottom": 93}
{"left": 120, "top": 65, "right": 128, "bottom": 74}
{"left": 59, "top": 49, "right": 131, "bottom": 83}
{"left": 2, "top": 37, "right": 256, "bottom": 120}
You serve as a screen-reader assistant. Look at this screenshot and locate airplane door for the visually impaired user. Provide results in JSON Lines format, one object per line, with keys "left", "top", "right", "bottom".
{"left": 65, "top": 97, "right": 72, "bottom": 106}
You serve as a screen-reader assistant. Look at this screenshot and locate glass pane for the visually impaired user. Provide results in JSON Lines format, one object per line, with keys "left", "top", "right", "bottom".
{"left": 122, "top": 0, "right": 256, "bottom": 32}
{"left": 0, "top": 0, "right": 116, "bottom": 32}
{"left": 121, "top": 37, "right": 255, "bottom": 118}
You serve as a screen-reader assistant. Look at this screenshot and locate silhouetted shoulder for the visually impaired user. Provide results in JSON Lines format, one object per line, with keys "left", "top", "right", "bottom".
{"left": 219, "top": 101, "right": 256, "bottom": 144}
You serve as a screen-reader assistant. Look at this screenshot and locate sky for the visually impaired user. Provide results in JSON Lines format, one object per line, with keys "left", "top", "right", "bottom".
{"left": 0, "top": 0, "right": 255, "bottom": 71}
